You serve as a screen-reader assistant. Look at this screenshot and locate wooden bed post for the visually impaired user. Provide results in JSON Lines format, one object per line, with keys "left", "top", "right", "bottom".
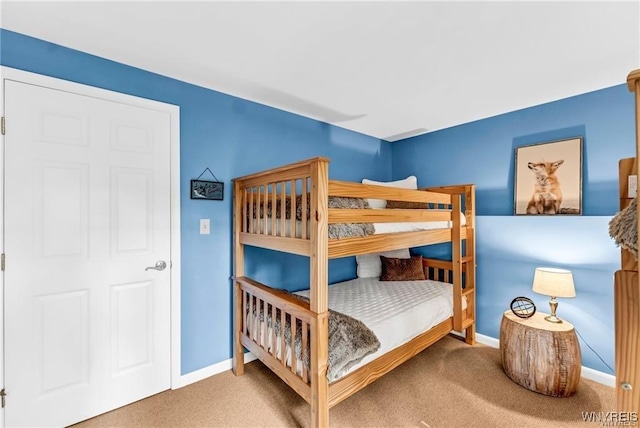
{"left": 615, "top": 69, "right": 640, "bottom": 415}
{"left": 464, "top": 185, "right": 477, "bottom": 345}
{"left": 310, "top": 159, "right": 329, "bottom": 428}
{"left": 232, "top": 179, "right": 245, "bottom": 376}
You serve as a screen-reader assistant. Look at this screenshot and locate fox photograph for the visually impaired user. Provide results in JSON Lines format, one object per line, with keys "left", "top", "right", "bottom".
{"left": 514, "top": 137, "right": 582, "bottom": 215}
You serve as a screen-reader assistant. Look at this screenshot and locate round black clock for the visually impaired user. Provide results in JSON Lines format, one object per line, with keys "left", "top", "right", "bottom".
{"left": 510, "top": 296, "right": 536, "bottom": 319}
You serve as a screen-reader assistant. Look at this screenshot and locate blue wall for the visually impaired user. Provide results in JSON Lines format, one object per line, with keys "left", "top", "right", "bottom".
{"left": 0, "top": 29, "right": 392, "bottom": 374}
{"left": 392, "top": 86, "right": 636, "bottom": 373}
{"left": 2, "top": 28, "right": 633, "bottom": 376}
{"left": 392, "top": 86, "right": 635, "bottom": 216}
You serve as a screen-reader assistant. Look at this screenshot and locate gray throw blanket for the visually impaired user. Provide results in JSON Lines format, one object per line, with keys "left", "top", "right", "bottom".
{"left": 250, "top": 296, "right": 380, "bottom": 382}
{"left": 609, "top": 196, "right": 638, "bottom": 259}
{"left": 248, "top": 194, "right": 374, "bottom": 239}
{"left": 327, "top": 196, "right": 375, "bottom": 239}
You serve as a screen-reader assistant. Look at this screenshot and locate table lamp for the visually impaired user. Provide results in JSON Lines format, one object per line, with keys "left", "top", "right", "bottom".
{"left": 531, "top": 267, "right": 576, "bottom": 323}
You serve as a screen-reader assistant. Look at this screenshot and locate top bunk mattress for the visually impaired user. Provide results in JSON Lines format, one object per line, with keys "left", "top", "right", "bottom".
{"left": 294, "top": 277, "right": 467, "bottom": 379}
{"left": 373, "top": 209, "right": 466, "bottom": 234}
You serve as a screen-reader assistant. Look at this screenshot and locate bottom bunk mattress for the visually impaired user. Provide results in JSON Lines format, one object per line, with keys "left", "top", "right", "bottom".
{"left": 295, "top": 277, "right": 467, "bottom": 379}
{"left": 246, "top": 278, "right": 467, "bottom": 382}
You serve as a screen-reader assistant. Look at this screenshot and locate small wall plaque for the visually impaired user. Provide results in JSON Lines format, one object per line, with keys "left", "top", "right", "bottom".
{"left": 191, "top": 167, "right": 224, "bottom": 200}
{"left": 191, "top": 179, "right": 224, "bottom": 200}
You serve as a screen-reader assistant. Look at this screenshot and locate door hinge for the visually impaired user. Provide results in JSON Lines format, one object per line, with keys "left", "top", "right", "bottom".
{"left": 1, "top": 388, "right": 6, "bottom": 408}
{"left": 1, "top": 253, "right": 4, "bottom": 271}
{"left": 1, "top": 117, "right": 5, "bottom": 135}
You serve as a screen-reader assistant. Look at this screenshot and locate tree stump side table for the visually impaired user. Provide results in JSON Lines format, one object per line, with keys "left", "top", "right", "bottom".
{"left": 500, "top": 310, "right": 582, "bottom": 397}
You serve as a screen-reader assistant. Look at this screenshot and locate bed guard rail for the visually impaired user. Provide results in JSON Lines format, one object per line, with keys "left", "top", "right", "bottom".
{"left": 233, "top": 276, "right": 315, "bottom": 403}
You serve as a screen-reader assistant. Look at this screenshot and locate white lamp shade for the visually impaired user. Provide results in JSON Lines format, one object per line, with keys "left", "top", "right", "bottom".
{"left": 532, "top": 267, "right": 576, "bottom": 298}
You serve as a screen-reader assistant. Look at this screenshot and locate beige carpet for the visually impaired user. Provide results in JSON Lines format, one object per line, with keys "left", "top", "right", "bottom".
{"left": 75, "top": 336, "right": 615, "bottom": 427}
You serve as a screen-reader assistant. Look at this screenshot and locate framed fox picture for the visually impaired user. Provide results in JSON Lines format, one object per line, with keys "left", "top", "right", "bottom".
{"left": 514, "top": 137, "right": 583, "bottom": 215}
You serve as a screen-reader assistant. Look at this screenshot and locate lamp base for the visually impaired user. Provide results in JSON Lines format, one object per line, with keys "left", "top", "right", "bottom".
{"left": 544, "top": 314, "right": 563, "bottom": 323}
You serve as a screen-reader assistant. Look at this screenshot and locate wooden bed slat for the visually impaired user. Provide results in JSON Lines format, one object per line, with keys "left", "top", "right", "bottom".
{"left": 329, "top": 180, "right": 452, "bottom": 204}
{"left": 268, "top": 303, "right": 274, "bottom": 358}
{"left": 270, "top": 183, "right": 276, "bottom": 236}
{"left": 236, "top": 165, "right": 312, "bottom": 190}
{"left": 302, "top": 178, "right": 308, "bottom": 239}
{"left": 249, "top": 188, "right": 255, "bottom": 234}
{"left": 242, "top": 291, "right": 248, "bottom": 336}
{"left": 328, "top": 228, "right": 467, "bottom": 259}
{"left": 327, "top": 208, "right": 452, "bottom": 223}
{"left": 248, "top": 294, "right": 254, "bottom": 342}
{"left": 262, "top": 186, "right": 268, "bottom": 235}
{"left": 291, "top": 314, "right": 298, "bottom": 374}
{"left": 291, "top": 179, "right": 297, "bottom": 239}
{"left": 253, "top": 187, "right": 262, "bottom": 234}
{"left": 240, "top": 233, "right": 311, "bottom": 256}
{"left": 280, "top": 181, "right": 286, "bottom": 238}
{"left": 259, "top": 298, "right": 266, "bottom": 349}
{"left": 302, "top": 321, "right": 309, "bottom": 384}
{"left": 280, "top": 309, "right": 286, "bottom": 365}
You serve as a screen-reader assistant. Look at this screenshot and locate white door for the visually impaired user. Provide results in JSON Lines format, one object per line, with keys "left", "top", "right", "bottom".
{"left": 4, "top": 78, "right": 173, "bottom": 427}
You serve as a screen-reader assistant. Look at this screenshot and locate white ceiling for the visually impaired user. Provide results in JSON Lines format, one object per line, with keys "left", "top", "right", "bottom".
{"left": 2, "top": 1, "right": 639, "bottom": 142}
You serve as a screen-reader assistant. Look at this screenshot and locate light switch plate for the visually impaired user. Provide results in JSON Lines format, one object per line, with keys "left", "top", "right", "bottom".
{"left": 200, "top": 219, "right": 210, "bottom": 235}
{"left": 629, "top": 175, "right": 637, "bottom": 198}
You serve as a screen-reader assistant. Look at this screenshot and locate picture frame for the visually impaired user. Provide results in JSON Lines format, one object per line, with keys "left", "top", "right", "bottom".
{"left": 190, "top": 179, "right": 224, "bottom": 201}
{"left": 514, "top": 137, "right": 583, "bottom": 215}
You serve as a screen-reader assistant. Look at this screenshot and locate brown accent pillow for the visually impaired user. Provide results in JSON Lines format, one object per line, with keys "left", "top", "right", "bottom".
{"left": 386, "top": 200, "right": 430, "bottom": 209}
{"left": 379, "top": 255, "right": 426, "bottom": 281}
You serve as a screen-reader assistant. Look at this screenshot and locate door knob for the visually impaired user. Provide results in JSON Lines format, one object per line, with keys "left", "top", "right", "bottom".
{"left": 145, "top": 260, "right": 167, "bottom": 271}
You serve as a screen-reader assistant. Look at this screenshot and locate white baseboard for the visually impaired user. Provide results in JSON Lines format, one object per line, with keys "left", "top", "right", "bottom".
{"left": 475, "top": 333, "right": 499, "bottom": 348}
{"left": 174, "top": 352, "right": 257, "bottom": 389}
{"left": 581, "top": 366, "right": 616, "bottom": 388}
{"left": 474, "top": 333, "right": 615, "bottom": 388}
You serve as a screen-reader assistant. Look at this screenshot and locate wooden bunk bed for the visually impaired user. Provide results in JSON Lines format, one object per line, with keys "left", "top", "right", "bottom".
{"left": 232, "top": 157, "right": 476, "bottom": 427}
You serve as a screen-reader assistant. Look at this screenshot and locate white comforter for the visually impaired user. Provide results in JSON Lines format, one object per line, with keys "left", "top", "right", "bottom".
{"left": 294, "top": 277, "right": 466, "bottom": 378}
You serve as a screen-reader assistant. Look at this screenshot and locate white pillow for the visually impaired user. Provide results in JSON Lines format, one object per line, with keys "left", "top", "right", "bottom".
{"left": 361, "top": 176, "right": 418, "bottom": 209}
{"left": 356, "top": 248, "right": 411, "bottom": 278}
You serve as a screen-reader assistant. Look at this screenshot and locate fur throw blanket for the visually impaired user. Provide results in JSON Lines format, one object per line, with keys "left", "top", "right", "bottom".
{"left": 250, "top": 194, "right": 367, "bottom": 220}
{"left": 250, "top": 295, "right": 380, "bottom": 382}
{"left": 248, "top": 194, "right": 374, "bottom": 239}
{"left": 609, "top": 196, "right": 638, "bottom": 259}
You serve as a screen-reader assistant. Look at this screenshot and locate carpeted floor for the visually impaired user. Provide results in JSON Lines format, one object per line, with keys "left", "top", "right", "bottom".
{"left": 75, "top": 335, "right": 615, "bottom": 427}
